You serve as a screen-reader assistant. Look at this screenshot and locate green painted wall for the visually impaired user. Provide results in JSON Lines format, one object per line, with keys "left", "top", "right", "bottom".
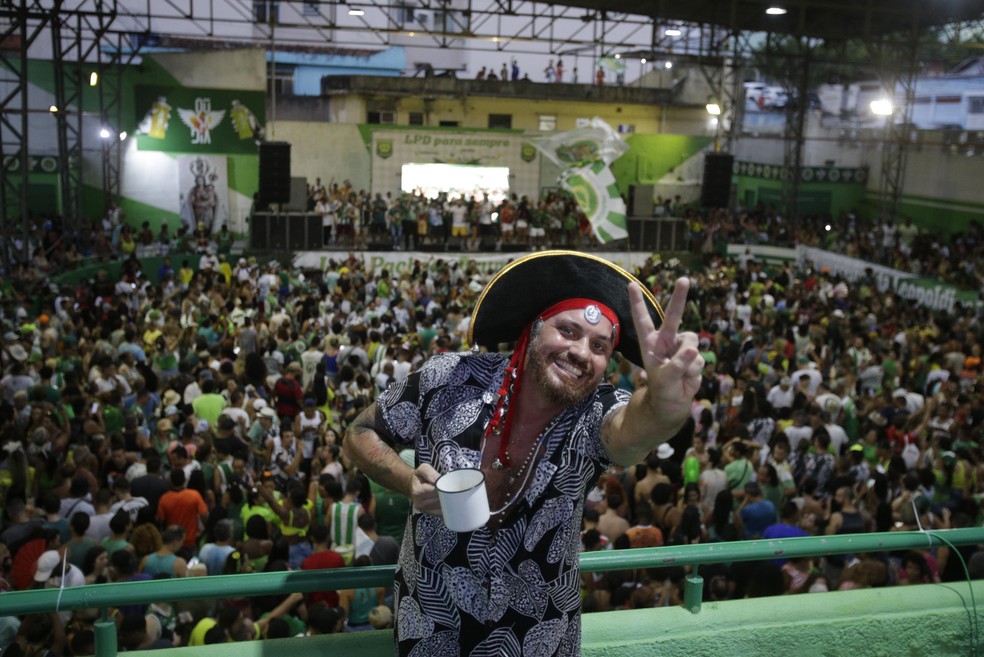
{"left": 82, "top": 183, "right": 182, "bottom": 232}
{"left": 611, "top": 134, "right": 713, "bottom": 195}
{"left": 24, "top": 57, "right": 179, "bottom": 128}
{"left": 861, "top": 191, "right": 984, "bottom": 235}
{"left": 737, "top": 177, "right": 867, "bottom": 218}
{"left": 142, "top": 581, "right": 984, "bottom": 657}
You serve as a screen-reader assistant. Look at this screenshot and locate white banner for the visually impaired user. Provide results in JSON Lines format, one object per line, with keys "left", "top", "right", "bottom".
{"left": 292, "top": 250, "right": 653, "bottom": 277}
{"left": 796, "top": 245, "right": 916, "bottom": 293}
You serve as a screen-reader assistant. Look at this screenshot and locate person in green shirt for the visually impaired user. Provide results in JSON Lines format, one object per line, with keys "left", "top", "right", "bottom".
{"left": 757, "top": 463, "right": 785, "bottom": 519}
{"left": 66, "top": 513, "right": 97, "bottom": 570}
{"left": 101, "top": 509, "right": 133, "bottom": 558}
{"left": 101, "top": 390, "right": 125, "bottom": 438}
{"left": 29, "top": 364, "right": 61, "bottom": 405}
{"left": 191, "top": 378, "right": 227, "bottom": 428}
{"left": 724, "top": 439, "right": 757, "bottom": 504}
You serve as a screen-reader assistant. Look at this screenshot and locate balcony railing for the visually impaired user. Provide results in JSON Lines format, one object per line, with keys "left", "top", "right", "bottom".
{"left": 2, "top": 528, "right": 981, "bottom": 657}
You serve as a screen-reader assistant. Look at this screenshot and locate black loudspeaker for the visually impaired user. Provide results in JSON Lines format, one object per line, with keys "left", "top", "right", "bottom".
{"left": 629, "top": 184, "right": 654, "bottom": 216}
{"left": 701, "top": 152, "right": 734, "bottom": 209}
{"left": 626, "top": 218, "right": 687, "bottom": 251}
{"left": 259, "top": 142, "right": 291, "bottom": 206}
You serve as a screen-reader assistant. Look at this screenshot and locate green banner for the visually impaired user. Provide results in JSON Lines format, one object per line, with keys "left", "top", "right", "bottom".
{"left": 735, "top": 160, "right": 868, "bottom": 185}
{"left": 134, "top": 86, "right": 265, "bottom": 154}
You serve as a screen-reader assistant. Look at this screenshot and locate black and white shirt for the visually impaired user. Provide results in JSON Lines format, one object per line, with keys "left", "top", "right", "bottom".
{"left": 376, "top": 352, "right": 628, "bottom": 657}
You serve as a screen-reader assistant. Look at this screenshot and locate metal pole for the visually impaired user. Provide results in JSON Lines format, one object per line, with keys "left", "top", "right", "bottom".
{"left": 269, "top": 10, "right": 276, "bottom": 140}
{"left": 684, "top": 572, "right": 703, "bottom": 614}
{"left": 94, "top": 608, "right": 117, "bottom": 657}
{"left": 2, "top": 529, "right": 983, "bottom": 617}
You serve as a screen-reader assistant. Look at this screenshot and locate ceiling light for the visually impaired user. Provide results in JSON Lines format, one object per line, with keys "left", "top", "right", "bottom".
{"left": 89, "top": 72, "right": 98, "bottom": 86}
{"left": 766, "top": 7, "right": 787, "bottom": 15}
{"left": 119, "top": 131, "right": 128, "bottom": 141}
{"left": 614, "top": 53, "right": 621, "bottom": 59}
{"left": 664, "top": 61, "right": 673, "bottom": 69}
{"left": 706, "top": 102, "right": 722, "bottom": 116}
{"left": 99, "top": 127, "right": 111, "bottom": 139}
{"left": 640, "top": 58, "right": 647, "bottom": 64}
{"left": 665, "top": 28, "right": 682, "bottom": 36}
{"left": 348, "top": 8, "right": 364, "bottom": 16}
{"left": 48, "top": 104, "right": 58, "bottom": 112}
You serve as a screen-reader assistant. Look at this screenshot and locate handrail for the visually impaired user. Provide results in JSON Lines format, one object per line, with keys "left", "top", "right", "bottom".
{"left": 2, "top": 528, "right": 981, "bottom": 616}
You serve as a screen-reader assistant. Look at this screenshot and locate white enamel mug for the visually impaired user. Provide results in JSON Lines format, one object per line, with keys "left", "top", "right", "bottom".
{"left": 435, "top": 468, "right": 490, "bottom": 532}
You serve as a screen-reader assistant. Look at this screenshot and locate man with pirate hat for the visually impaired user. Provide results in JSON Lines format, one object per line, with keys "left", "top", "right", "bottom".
{"left": 344, "top": 250, "right": 702, "bottom": 656}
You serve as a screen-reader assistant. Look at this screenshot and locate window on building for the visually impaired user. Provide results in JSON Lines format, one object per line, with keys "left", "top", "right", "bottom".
{"left": 268, "top": 64, "right": 294, "bottom": 96}
{"left": 439, "top": 120, "right": 459, "bottom": 127}
{"left": 302, "top": 1, "right": 320, "bottom": 17}
{"left": 538, "top": 115, "right": 557, "bottom": 131}
{"left": 434, "top": 9, "right": 468, "bottom": 34}
{"left": 488, "top": 114, "right": 512, "bottom": 129}
{"left": 367, "top": 111, "right": 396, "bottom": 125}
{"left": 409, "top": 112, "right": 425, "bottom": 125}
{"left": 254, "top": 0, "right": 279, "bottom": 24}
{"left": 969, "top": 97, "right": 984, "bottom": 115}
{"left": 396, "top": 4, "right": 415, "bottom": 26}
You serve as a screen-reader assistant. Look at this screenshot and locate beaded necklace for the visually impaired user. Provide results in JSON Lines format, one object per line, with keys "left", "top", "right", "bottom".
{"left": 484, "top": 416, "right": 559, "bottom": 516}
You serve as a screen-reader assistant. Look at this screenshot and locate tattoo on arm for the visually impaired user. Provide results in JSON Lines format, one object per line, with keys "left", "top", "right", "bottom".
{"left": 349, "top": 404, "right": 395, "bottom": 448}
{"left": 345, "top": 403, "right": 409, "bottom": 494}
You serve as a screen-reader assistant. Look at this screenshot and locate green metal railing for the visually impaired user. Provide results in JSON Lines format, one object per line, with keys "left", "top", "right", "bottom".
{"left": 2, "top": 529, "right": 982, "bottom": 655}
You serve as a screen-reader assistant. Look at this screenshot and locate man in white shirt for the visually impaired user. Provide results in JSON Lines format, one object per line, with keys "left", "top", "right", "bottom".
{"left": 766, "top": 376, "right": 795, "bottom": 412}
{"left": 35, "top": 550, "right": 86, "bottom": 622}
{"left": 784, "top": 411, "right": 814, "bottom": 452}
{"left": 822, "top": 411, "right": 849, "bottom": 455}
{"left": 790, "top": 366, "right": 823, "bottom": 397}
{"left": 814, "top": 383, "right": 842, "bottom": 418}
{"left": 392, "top": 349, "right": 413, "bottom": 383}
{"left": 300, "top": 339, "right": 326, "bottom": 390}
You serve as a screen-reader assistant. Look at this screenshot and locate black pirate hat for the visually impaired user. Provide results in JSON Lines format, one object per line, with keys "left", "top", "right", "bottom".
{"left": 468, "top": 250, "right": 664, "bottom": 367}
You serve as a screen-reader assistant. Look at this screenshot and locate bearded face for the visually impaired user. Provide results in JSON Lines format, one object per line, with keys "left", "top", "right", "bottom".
{"left": 523, "top": 309, "right": 613, "bottom": 408}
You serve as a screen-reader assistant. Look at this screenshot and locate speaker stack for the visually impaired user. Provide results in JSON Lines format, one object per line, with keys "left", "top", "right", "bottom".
{"left": 700, "top": 152, "right": 734, "bottom": 209}
{"left": 258, "top": 142, "right": 292, "bottom": 206}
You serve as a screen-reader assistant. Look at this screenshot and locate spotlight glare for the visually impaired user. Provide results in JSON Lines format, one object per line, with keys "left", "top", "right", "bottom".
{"left": 664, "top": 28, "right": 682, "bottom": 36}
{"left": 870, "top": 99, "right": 894, "bottom": 116}
{"left": 766, "top": 6, "right": 787, "bottom": 15}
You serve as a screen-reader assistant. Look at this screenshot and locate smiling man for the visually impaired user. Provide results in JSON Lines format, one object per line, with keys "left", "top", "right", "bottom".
{"left": 344, "top": 250, "right": 702, "bottom": 657}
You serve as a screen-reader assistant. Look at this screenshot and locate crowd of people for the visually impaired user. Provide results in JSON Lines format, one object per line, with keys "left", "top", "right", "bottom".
{"left": 303, "top": 181, "right": 600, "bottom": 252}
{"left": 0, "top": 200, "right": 981, "bottom": 655}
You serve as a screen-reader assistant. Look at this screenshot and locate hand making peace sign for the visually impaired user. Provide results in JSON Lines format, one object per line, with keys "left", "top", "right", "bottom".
{"left": 628, "top": 277, "right": 704, "bottom": 433}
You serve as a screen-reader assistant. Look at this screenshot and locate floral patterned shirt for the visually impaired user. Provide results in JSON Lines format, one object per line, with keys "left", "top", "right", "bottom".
{"left": 376, "top": 351, "right": 629, "bottom": 657}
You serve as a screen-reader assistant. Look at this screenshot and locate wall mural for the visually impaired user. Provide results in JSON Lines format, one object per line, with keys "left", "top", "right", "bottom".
{"left": 177, "top": 155, "right": 229, "bottom": 235}
{"left": 134, "top": 86, "right": 265, "bottom": 154}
